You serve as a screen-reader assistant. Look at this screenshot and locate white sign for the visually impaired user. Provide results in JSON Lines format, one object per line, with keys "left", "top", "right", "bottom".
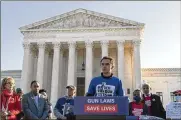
{"left": 166, "top": 102, "right": 181, "bottom": 119}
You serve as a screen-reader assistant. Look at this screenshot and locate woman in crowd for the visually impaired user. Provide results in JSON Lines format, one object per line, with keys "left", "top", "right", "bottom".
{"left": 0, "top": 77, "right": 21, "bottom": 120}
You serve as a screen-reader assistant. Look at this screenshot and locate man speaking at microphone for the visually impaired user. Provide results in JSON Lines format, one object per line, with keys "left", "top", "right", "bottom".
{"left": 86, "top": 56, "right": 124, "bottom": 97}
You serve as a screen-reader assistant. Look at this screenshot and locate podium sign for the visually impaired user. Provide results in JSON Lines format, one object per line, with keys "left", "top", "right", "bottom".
{"left": 166, "top": 102, "right": 181, "bottom": 119}
{"left": 74, "top": 96, "right": 129, "bottom": 115}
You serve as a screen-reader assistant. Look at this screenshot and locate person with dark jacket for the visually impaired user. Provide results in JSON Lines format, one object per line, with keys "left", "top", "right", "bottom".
{"left": 22, "top": 81, "right": 49, "bottom": 119}
{"left": 129, "top": 89, "right": 148, "bottom": 117}
{"left": 141, "top": 83, "right": 166, "bottom": 119}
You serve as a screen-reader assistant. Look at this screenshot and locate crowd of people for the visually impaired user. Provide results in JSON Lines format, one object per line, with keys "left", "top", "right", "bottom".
{"left": 0, "top": 77, "right": 76, "bottom": 120}
{"left": 0, "top": 56, "right": 167, "bottom": 120}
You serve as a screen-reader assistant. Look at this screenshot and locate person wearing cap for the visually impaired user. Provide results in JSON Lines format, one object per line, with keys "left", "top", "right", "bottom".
{"left": 173, "top": 90, "right": 181, "bottom": 102}
{"left": 16, "top": 88, "right": 24, "bottom": 120}
{"left": 54, "top": 85, "right": 76, "bottom": 120}
{"left": 16, "top": 88, "right": 23, "bottom": 110}
{"left": 16, "top": 88, "right": 23, "bottom": 98}
{"left": 86, "top": 56, "right": 124, "bottom": 97}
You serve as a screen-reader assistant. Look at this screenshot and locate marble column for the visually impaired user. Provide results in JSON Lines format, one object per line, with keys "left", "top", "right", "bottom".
{"left": 85, "top": 40, "right": 93, "bottom": 93}
{"left": 21, "top": 42, "right": 31, "bottom": 93}
{"left": 51, "top": 42, "right": 61, "bottom": 106}
{"left": 31, "top": 45, "right": 38, "bottom": 81}
{"left": 117, "top": 40, "right": 125, "bottom": 88}
{"left": 58, "top": 49, "right": 64, "bottom": 97}
{"left": 33, "top": 56, "right": 38, "bottom": 81}
{"left": 36, "top": 42, "right": 46, "bottom": 88}
{"left": 133, "top": 40, "right": 142, "bottom": 89}
{"left": 43, "top": 47, "right": 49, "bottom": 89}
{"left": 101, "top": 40, "right": 109, "bottom": 58}
{"left": 67, "top": 41, "right": 76, "bottom": 86}
{"left": 47, "top": 51, "right": 53, "bottom": 99}
{"left": 27, "top": 49, "right": 34, "bottom": 92}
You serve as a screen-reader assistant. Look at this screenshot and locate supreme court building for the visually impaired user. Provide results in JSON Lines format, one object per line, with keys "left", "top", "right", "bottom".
{"left": 19, "top": 8, "right": 145, "bottom": 105}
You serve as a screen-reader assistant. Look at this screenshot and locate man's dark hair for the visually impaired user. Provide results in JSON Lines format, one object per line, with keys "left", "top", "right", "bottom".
{"left": 30, "top": 80, "right": 38, "bottom": 87}
{"left": 134, "top": 89, "right": 140, "bottom": 92}
{"left": 16, "top": 88, "right": 23, "bottom": 93}
{"left": 133, "top": 89, "right": 141, "bottom": 95}
{"left": 100, "top": 56, "right": 114, "bottom": 65}
{"left": 39, "top": 89, "right": 46, "bottom": 93}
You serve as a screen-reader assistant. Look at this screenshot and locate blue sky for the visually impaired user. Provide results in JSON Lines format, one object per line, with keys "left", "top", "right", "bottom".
{"left": 1, "top": 1, "right": 180, "bottom": 70}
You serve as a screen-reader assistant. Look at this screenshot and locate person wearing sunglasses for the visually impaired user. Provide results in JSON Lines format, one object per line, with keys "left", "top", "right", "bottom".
{"left": 141, "top": 83, "right": 166, "bottom": 119}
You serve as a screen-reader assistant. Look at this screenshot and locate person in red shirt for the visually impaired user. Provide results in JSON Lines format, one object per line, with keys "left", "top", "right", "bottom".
{"left": 141, "top": 83, "right": 166, "bottom": 119}
{"left": 16, "top": 88, "right": 23, "bottom": 111}
{"left": 129, "top": 89, "right": 148, "bottom": 117}
{"left": 15, "top": 88, "right": 24, "bottom": 120}
{"left": 0, "top": 77, "right": 21, "bottom": 120}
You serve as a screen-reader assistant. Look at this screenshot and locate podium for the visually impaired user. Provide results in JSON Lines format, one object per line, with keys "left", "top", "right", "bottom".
{"left": 74, "top": 96, "right": 129, "bottom": 120}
